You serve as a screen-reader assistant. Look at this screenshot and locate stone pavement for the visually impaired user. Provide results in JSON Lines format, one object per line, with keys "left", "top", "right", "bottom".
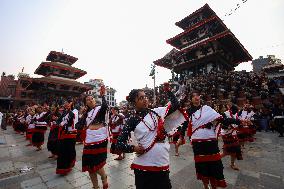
{"left": 0, "top": 126, "right": 283, "bottom": 189}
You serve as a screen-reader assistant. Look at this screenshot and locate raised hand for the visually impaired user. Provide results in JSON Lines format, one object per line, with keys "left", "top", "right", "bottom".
{"left": 100, "top": 85, "right": 106, "bottom": 96}
{"left": 163, "top": 82, "right": 170, "bottom": 92}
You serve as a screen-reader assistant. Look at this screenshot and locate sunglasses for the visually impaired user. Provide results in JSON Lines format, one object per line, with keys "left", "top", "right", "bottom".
{"left": 137, "top": 96, "right": 148, "bottom": 101}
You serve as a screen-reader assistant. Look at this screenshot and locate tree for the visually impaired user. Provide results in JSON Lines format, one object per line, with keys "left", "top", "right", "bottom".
{"left": 17, "top": 73, "right": 30, "bottom": 79}
{"left": 7, "top": 74, "right": 15, "bottom": 79}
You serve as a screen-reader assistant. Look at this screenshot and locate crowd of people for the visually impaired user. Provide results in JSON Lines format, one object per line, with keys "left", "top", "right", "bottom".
{"left": 0, "top": 70, "right": 283, "bottom": 189}
{"left": 149, "top": 71, "right": 284, "bottom": 135}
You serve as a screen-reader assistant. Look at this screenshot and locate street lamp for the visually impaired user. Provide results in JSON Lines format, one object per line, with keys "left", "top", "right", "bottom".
{"left": 149, "top": 64, "right": 156, "bottom": 106}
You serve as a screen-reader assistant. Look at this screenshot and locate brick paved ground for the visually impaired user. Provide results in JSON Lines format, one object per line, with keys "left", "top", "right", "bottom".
{"left": 0, "top": 126, "right": 283, "bottom": 189}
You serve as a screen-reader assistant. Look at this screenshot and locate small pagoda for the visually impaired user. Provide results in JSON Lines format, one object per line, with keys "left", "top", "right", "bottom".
{"left": 19, "top": 51, "right": 90, "bottom": 103}
{"left": 154, "top": 4, "right": 252, "bottom": 76}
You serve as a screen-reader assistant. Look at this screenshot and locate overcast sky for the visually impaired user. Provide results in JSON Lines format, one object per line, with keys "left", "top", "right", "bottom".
{"left": 0, "top": 0, "right": 283, "bottom": 102}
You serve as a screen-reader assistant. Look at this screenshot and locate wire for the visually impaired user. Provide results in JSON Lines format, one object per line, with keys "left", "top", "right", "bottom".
{"left": 223, "top": 0, "right": 249, "bottom": 18}
{"left": 254, "top": 43, "right": 284, "bottom": 51}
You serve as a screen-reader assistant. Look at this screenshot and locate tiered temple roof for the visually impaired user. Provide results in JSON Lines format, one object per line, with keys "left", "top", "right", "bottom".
{"left": 46, "top": 51, "right": 78, "bottom": 65}
{"left": 34, "top": 61, "right": 86, "bottom": 79}
{"left": 154, "top": 4, "right": 252, "bottom": 74}
{"left": 0, "top": 51, "right": 90, "bottom": 106}
{"left": 23, "top": 51, "right": 90, "bottom": 95}
{"left": 175, "top": 4, "right": 217, "bottom": 30}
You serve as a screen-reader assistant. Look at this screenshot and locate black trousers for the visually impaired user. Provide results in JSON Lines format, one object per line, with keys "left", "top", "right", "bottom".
{"left": 275, "top": 118, "right": 284, "bottom": 136}
{"left": 134, "top": 169, "right": 172, "bottom": 189}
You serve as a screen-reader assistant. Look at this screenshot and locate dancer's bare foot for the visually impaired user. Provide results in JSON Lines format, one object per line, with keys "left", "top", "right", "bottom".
{"left": 230, "top": 164, "right": 239, "bottom": 170}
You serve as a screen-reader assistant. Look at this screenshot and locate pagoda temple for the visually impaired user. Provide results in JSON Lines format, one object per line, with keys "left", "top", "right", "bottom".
{"left": 154, "top": 4, "right": 252, "bottom": 76}
{"left": 16, "top": 51, "right": 90, "bottom": 105}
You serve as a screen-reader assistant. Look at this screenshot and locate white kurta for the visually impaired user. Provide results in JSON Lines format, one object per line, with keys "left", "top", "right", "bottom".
{"left": 132, "top": 105, "right": 186, "bottom": 170}
{"left": 85, "top": 127, "right": 108, "bottom": 144}
{"left": 190, "top": 105, "right": 222, "bottom": 140}
{"left": 28, "top": 114, "right": 37, "bottom": 129}
{"left": 239, "top": 110, "right": 255, "bottom": 121}
{"left": 35, "top": 112, "right": 47, "bottom": 127}
{"left": 221, "top": 110, "right": 238, "bottom": 136}
{"left": 72, "top": 109, "right": 79, "bottom": 127}
{"left": 60, "top": 110, "right": 77, "bottom": 132}
{"left": 84, "top": 106, "right": 108, "bottom": 144}
{"left": 110, "top": 113, "right": 125, "bottom": 133}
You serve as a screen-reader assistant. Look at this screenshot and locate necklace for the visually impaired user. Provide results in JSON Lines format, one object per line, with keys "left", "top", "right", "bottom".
{"left": 87, "top": 108, "right": 96, "bottom": 122}
{"left": 139, "top": 112, "right": 157, "bottom": 131}
{"left": 113, "top": 115, "right": 118, "bottom": 121}
{"left": 111, "top": 115, "right": 118, "bottom": 125}
{"left": 192, "top": 106, "right": 202, "bottom": 120}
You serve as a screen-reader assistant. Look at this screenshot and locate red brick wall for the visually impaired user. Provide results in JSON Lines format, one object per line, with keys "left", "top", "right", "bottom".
{"left": 0, "top": 76, "right": 17, "bottom": 97}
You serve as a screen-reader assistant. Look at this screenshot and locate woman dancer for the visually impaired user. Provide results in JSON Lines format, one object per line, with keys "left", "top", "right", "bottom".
{"left": 178, "top": 91, "right": 227, "bottom": 189}
{"left": 169, "top": 125, "right": 184, "bottom": 156}
{"left": 32, "top": 106, "right": 49, "bottom": 151}
{"left": 82, "top": 86, "right": 109, "bottom": 189}
{"left": 116, "top": 83, "right": 186, "bottom": 189}
{"left": 220, "top": 104, "right": 242, "bottom": 170}
{"left": 25, "top": 107, "right": 36, "bottom": 146}
{"left": 56, "top": 99, "right": 78, "bottom": 175}
{"left": 109, "top": 107, "right": 125, "bottom": 160}
{"left": 47, "top": 106, "right": 61, "bottom": 159}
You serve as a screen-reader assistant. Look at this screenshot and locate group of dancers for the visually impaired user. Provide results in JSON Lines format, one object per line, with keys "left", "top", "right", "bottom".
{"left": 9, "top": 84, "right": 258, "bottom": 189}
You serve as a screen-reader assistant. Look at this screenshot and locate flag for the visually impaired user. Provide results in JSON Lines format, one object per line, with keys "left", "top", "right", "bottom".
{"left": 149, "top": 65, "right": 155, "bottom": 76}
